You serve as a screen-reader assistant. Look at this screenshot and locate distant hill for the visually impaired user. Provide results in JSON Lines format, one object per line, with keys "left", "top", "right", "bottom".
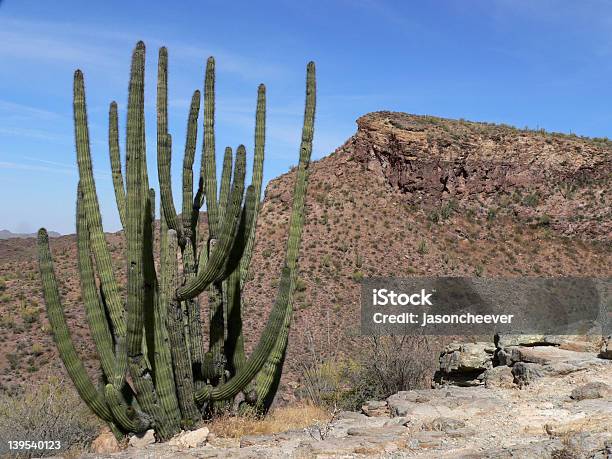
{"left": 0, "top": 230, "right": 61, "bottom": 240}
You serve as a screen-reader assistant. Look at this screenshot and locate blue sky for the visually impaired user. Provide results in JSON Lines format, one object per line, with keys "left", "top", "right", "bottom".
{"left": 2, "top": 0, "right": 612, "bottom": 234}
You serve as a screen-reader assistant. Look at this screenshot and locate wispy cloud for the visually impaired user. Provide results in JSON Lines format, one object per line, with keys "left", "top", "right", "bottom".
{"left": 0, "top": 16, "right": 286, "bottom": 80}
{"left": 0, "top": 99, "right": 63, "bottom": 121}
{"left": 167, "top": 43, "right": 287, "bottom": 81}
{"left": 0, "top": 126, "right": 70, "bottom": 143}
{"left": 0, "top": 160, "right": 74, "bottom": 174}
{"left": 0, "top": 157, "right": 111, "bottom": 180}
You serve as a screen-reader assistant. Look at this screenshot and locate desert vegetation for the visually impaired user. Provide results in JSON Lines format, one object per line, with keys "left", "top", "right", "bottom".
{"left": 0, "top": 377, "right": 102, "bottom": 458}
{"left": 35, "top": 41, "right": 316, "bottom": 442}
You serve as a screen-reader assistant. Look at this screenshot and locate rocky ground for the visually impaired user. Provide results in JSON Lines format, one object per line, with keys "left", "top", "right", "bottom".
{"left": 82, "top": 334, "right": 612, "bottom": 458}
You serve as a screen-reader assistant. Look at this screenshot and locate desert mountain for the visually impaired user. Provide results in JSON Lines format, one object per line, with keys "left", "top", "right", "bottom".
{"left": 0, "top": 112, "right": 610, "bottom": 398}
{"left": 0, "top": 229, "right": 61, "bottom": 240}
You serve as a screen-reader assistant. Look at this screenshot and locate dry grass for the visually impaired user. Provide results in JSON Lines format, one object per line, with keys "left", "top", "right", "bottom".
{"left": 207, "top": 404, "right": 329, "bottom": 439}
{"left": 0, "top": 376, "right": 102, "bottom": 458}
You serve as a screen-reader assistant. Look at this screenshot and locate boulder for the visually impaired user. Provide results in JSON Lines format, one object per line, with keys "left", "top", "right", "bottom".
{"left": 570, "top": 382, "right": 611, "bottom": 401}
{"left": 439, "top": 342, "right": 495, "bottom": 373}
{"left": 503, "top": 346, "right": 598, "bottom": 366}
{"left": 511, "top": 362, "right": 545, "bottom": 387}
{"left": 361, "top": 400, "right": 389, "bottom": 417}
{"left": 128, "top": 429, "right": 156, "bottom": 448}
{"left": 387, "top": 386, "right": 501, "bottom": 420}
{"left": 495, "top": 334, "right": 547, "bottom": 348}
{"left": 90, "top": 430, "right": 121, "bottom": 454}
{"left": 481, "top": 366, "right": 515, "bottom": 388}
{"left": 168, "top": 426, "right": 210, "bottom": 449}
{"left": 495, "top": 332, "right": 603, "bottom": 352}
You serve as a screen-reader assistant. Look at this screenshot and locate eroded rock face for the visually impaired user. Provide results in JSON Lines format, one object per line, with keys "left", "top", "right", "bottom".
{"left": 347, "top": 112, "right": 611, "bottom": 241}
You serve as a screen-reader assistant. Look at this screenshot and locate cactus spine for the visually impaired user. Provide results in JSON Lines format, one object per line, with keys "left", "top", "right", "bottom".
{"left": 37, "top": 41, "right": 316, "bottom": 440}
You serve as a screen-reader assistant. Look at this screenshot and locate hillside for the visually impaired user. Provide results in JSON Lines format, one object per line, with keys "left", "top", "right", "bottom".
{"left": 0, "top": 111, "right": 610, "bottom": 400}
{"left": 0, "top": 229, "right": 61, "bottom": 240}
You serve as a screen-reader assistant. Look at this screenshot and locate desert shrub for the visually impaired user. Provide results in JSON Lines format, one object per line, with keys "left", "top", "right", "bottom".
{"left": 31, "top": 343, "right": 44, "bottom": 356}
{"left": 523, "top": 192, "right": 540, "bottom": 207}
{"left": 439, "top": 199, "right": 457, "bottom": 220}
{"left": 0, "top": 377, "right": 103, "bottom": 457}
{"left": 20, "top": 306, "right": 40, "bottom": 324}
{"left": 295, "top": 277, "right": 307, "bottom": 292}
{"left": 300, "top": 333, "right": 435, "bottom": 411}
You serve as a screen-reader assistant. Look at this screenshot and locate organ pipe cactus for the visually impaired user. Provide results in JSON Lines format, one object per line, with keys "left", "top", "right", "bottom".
{"left": 37, "top": 41, "right": 315, "bottom": 441}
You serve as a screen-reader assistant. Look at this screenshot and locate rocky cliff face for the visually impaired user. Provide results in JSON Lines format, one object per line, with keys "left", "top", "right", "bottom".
{"left": 346, "top": 112, "right": 611, "bottom": 241}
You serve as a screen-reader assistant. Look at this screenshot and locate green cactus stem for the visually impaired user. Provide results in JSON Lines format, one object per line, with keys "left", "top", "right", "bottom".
{"left": 38, "top": 228, "right": 113, "bottom": 423}
{"left": 37, "top": 40, "right": 316, "bottom": 439}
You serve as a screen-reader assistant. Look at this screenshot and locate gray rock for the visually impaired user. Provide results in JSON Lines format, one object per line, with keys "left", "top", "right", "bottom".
{"left": 496, "top": 331, "right": 603, "bottom": 353}
{"left": 361, "top": 400, "right": 389, "bottom": 417}
{"left": 482, "top": 366, "right": 515, "bottom": 388}
{"left": 570, "top": 381, "right": 611, "bottom": 401}
{"left": 346, "top": 425, "right": 407, "bottom": 438}
{"left": 168, "top": 427, "right": 210, "bottom": 449}
{"left": 426, "top": 416, "right": 466, "bottom": 431}
{"left": 511, "top": 362, "right": 545, "bottom": 387}
{"left": 495, "top": 334, "right": 547, "bottom": 348}
{"left": 505, "top": 346, "right": 597, "bottom": 366}
{"left": 128, "top": 429, "right": 156, "bottom": 448}
{"left": 412, "top": 430, "right": 447, "bottom": 448}
{"left": 470, "top": 438, "right": 564, "bottom": 458}
{"left": 439, "top": 342, "right": 495, "bottom": 373}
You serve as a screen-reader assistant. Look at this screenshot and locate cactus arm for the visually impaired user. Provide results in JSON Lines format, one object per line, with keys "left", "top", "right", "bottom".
{"left": 73, "top": 69, "right": 127, "bottom": 388}
{"left": 37, "top": 228, "right": 113, "bottom": 422}
{"left": 176, "top": 146, "right": 246, "bottom": 300}
{"left": 254, "top": 62, "right": 316, "bottom": 410}
{"left": 182, "top": 90, "right": 201, "bottom": 245}
{"left": 217, "top": 146, "right": 233, "bottom": 225}
{"left": 143, "top": 188, "right": 158, "bottom": 377}
{"left": 154, "top": 209, "right": 182, "bottom": 429}
{"left": 195, "top": 266, "right": 292, "bottom": 403}
{"left": 109, "top": 101, "right": 127, "bottom": 229}
{"left": 209, "top": 161, "right": 255, "bottom": 376}
{"left": 157, "top": 46, "right": 184, "bottom": 243}
{"left": 104, "top": 384, "right": 151, "bottom": 432}
{"left": 223, "top": 185, "right": 256, "bottom": 375}
{"left": 164, "top": 230, "right": 201, "bottom": 424}
{"left": 200, "top": 57, "right": 219, "bottom": 234}
{"left": 76, "top": 184, "right": 116, "bottom": 381}
{"left": 182, "top": 239, "right": 206, "bottom": 388}
{"left": 124, "top": 42, "right": 176, "bottom": 441}
{"left": 221, "top": 185, "right": 256, "bottom": 281}
{"left": 240, "top": 84, "right": 266, "bottom": 288}
{"left": 224, "top": 270, "right": 245, "bottom": 375}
